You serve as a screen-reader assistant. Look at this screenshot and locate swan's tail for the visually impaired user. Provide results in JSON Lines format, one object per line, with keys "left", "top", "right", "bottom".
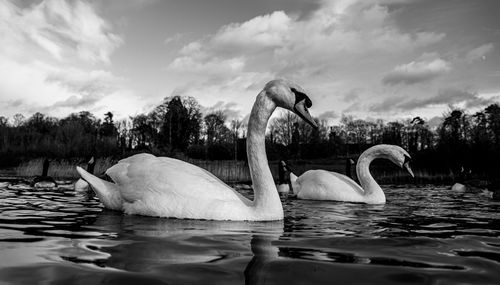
{"left": 76, "top": 166, "right": 123, "bottom": 210}
{"left": 289, "top": 173, "right": 299, "bottom": 195}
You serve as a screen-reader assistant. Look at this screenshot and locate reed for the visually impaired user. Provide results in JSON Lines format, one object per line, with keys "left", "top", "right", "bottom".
{"left": 15, "top": 158, "right": 116, "bottom": 179}
{"left": 188, "top": 159, "right": 251, "bottom": 183}
{"left": 12, "top": 156, "right": 461, "bottom": 184}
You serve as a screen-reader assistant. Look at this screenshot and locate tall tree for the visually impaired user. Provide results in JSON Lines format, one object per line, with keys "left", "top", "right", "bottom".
{"left": 204, "top": 111, "right": 231, "bottom": 144}
{"left": 485, "top": 104, "right": 500, "bottom": 146}
{"left": 158, "top": 96, "right": 202, "bottom": 151}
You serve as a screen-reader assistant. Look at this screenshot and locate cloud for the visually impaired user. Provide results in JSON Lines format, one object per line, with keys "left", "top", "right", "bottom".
{"left": 343, "top": 88, "right": 362, "bottom": 103}
{"left": 0, "top": 0, "right": 144, "bottom": 119}
{"left": 465, "top": 43, "right": 494, "bottom": 62}
{"left": 200, "top": 100, "right": 242, "bottom": 121}
{"left": 163, "top": 0, "right": 447, "bottom": 123}
{"left": 167, "top": 1, "right": 445, "bottom": 85}
{"left": 317, "top": 110, "right": 338, "bottom": 121}
{"left": 45, "top": 68, "right": 120, "bottom": 95}
{"left": 169, "top": 56, "right": 246, "bottom": 77}
{"left": 210, "top": 11, "right": 292, "bottom": 54}
{"left": 371, "top": 88, "right": 494, "bottom": 112}
{"left": 51, "top": 93, "right": 103, "bottom": 109}
{"left": 382, "top": 55, "right": 451, "bottom": 85}
{"left": 0, "top": 0, "right": 122, "bottom": 63}
{"left": 426, "top": 116, "right": 443, "bottom": 129}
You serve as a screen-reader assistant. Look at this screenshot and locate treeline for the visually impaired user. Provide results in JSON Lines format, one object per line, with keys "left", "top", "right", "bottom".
{"left": 1, "top": 95, "right": 500, "bottom": 179}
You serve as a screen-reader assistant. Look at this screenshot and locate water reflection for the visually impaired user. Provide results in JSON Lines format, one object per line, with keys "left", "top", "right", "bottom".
{"left": 79, "top": 212, "right": 284, "bottom": 271}
{"left": 0, "top": 182, "right": 500, "bottom": 284}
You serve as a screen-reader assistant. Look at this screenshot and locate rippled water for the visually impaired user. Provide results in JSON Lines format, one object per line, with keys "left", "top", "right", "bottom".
{"left": 0, "top": 180, "right": 499, "bottom": 285}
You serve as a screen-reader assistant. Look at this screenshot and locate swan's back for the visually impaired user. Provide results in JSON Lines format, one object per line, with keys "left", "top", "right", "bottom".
{"left": 296, "top": 170, "right": 365, "bottom": 202}
{"left": 105, "top": 154, "right": 251, "bottom": 218}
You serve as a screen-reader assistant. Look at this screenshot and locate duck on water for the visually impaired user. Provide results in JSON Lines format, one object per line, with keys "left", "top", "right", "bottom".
{"left": 31, "top": 158, "right": 57, "bottom": 188}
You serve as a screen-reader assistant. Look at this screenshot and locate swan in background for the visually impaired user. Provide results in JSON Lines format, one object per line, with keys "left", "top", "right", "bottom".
{"left": 31, "top": 158, "right": 57, "bottom": 188}
{"left": 77, "top": 79, "right": 318, "bottom": 221}
{"left": 74, "top": 157, "right": 95, "bottom": 192}
{"left": 345, "top": 158, "right": 355, "bottom": 179}
{"left": 450, "top": 166, "right": 490, "bottom": 194}
{"left": 451, "top": 166, "right": 469, "bottom": 192}
{"left": 289, "top": 144, "right": 414, "bottom": 204}
{"left": 277, "top": 160, "right": 291, "bottom": 194}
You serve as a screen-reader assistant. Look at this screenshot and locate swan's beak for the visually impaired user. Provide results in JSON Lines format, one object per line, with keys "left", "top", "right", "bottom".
{"left": 294, "top": 99, "right": 318, "bottom": 129}
{"left": 403, "top": 161, "right": 414, "bottom": 178}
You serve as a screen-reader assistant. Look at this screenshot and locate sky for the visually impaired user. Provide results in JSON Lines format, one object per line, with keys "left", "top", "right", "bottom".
{"left": 1, "top": 0, "right": 500, "bottom": 126}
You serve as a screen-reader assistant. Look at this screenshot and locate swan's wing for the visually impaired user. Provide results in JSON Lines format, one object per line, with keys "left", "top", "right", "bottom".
{"left": 296, "top": 170, "right": 364, "bottom": 200}
{"left": 106, "top": 153, "right": 248, "bottom": 204}
{"left": 325, "top": 171, "right": 364, "bottom": 193}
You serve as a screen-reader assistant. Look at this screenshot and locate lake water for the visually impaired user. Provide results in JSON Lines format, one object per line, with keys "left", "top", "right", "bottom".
{"left": 0, "top": 180, "right": 499, "bottom": 284}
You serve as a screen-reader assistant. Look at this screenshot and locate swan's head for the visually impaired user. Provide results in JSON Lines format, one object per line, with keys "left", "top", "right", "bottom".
{"left": 371, "top": 144, "right": 414, "bottom": 177}
{"left": 264, "top": 79, "right": 318, "bottom": 128}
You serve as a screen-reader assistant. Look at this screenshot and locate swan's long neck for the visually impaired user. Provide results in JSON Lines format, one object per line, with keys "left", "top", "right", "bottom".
{"left": 247, "top": 91, "right": 282, "bottom": 217}
{"left": 356, "top": 148, "right": 385, "bottom": 202}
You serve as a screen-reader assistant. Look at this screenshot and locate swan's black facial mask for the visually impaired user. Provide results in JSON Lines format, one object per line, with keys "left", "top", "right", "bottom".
{"left": 291, "top": 88, "right": 318, "bottom": 129}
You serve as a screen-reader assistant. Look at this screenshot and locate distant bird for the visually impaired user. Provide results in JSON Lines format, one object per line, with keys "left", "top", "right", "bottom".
{"left": 345, "top": 158, "right": 355, "bottom": 179}
{"left": 451, "top": 166, "right": 468, "bottom": 192}
{"left": 451, "top": 167, "right": 488, "bottom": 193}
{"left": 31, "top": 158, "right": 57, "bottom": 188}
{"left": 74, "top": 157, "right": 96, "bottom": 192}
{"left": 289, "top": 144, "right": 414, "bottom": 204}
{"left": 277, "top": 160, "right": 291, "bottom": 194}
{"left": 484, "top": 179, "right": 500, "bottom": 200}
{"left": 76, "top": 79, "right": 318, "bottom": 221}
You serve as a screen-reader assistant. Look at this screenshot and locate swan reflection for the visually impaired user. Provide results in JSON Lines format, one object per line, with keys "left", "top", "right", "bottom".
{"left": 60, "top": 211, "right": 283, "bottom": 283}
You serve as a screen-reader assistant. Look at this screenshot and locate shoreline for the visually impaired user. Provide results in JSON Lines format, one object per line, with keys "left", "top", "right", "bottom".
{"left": 0, "top": 157, "right": 471, "bottom": 185}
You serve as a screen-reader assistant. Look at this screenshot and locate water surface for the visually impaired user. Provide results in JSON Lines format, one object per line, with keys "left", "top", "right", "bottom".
{"left": 0, "top": 181, "right": 499, "bottom": 284}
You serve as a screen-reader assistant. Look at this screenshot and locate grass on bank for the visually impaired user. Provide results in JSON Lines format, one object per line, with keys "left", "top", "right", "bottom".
{"left": 10, "top": 157, "right": 459, "bottom": 185}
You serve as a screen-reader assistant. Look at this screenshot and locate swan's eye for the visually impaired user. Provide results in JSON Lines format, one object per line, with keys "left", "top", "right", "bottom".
{"left": 291, "top": 88, "right": 312, "bottom": 108}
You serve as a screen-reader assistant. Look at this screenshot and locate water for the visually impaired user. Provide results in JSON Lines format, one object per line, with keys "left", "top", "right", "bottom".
{"left": 0, "top": 181, "right": 499, "bottom": 285}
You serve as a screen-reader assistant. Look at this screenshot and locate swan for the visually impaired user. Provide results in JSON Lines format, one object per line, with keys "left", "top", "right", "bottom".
{"left": 451, "top": 166, "right": 468, "bottom": 192}
{"left": 276, "top": 160, "right": 291, "bottom": 194}
{"left": 74, "top": 157, "right": 95, "bottom": 192}
{"left": 76, "top": 79, "right": 318, "bottom": 221}
{"left": 450, "top": 167, "right": 489, "bottom": 194}
{"left": 289, "top": 144, "right": 414, "bottom": 204}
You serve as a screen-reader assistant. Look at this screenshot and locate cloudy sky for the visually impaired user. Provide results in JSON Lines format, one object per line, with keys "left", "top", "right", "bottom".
{"left": 1, "top": 0, "right": 499, "bottom": 125}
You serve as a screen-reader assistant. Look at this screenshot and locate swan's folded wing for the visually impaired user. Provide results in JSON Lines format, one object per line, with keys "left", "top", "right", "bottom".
{"left": 326, "top": 171, "right": 364, "bottom": 191}
{"left": 297, "top": 170, "right": 365, "bottom": 198}
{"left": 106, "top": 153, "right": 247, "bottom": 204}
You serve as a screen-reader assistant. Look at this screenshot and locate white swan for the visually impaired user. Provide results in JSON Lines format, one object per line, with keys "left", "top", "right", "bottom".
{"left": 76, "top": 79, "right": 318, "bottom": 221}
{"left": 289, "top": 144, "right": 414, "bottom": 204}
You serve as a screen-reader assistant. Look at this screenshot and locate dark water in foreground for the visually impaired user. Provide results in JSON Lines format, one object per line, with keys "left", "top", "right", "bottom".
{"left": 0, "top": 181, "right": 499, "bottom": 285}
